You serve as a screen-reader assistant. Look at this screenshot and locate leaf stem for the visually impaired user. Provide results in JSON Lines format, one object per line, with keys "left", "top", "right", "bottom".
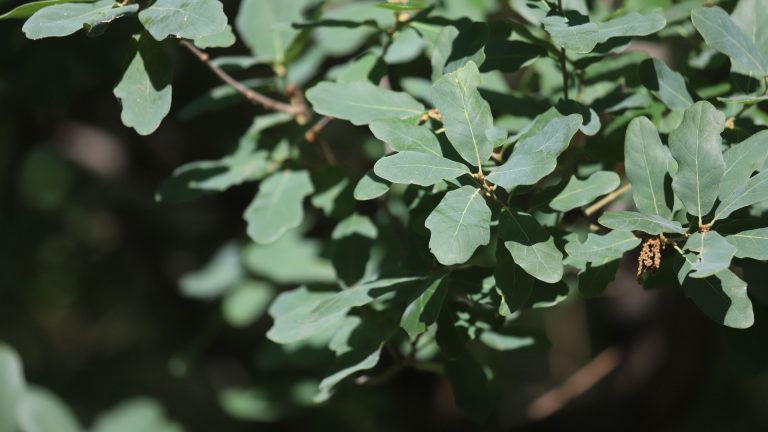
{"left": 584, "top": 183, "right": 631, "bottom": 217}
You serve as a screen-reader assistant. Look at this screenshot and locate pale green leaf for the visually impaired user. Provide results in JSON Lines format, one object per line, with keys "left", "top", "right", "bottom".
{"left": 431, "top": 61, "right": 494, "bottom": 167}
{"left": 499, "top": 210, "right": 564, "bottom": 283}
{"left": 266, "top": 287, "right": 347, "bottom": 344}
{"left": 565, "top": 231, "right": 641, "bottom": 264}
{"left": 683, "top": 270, "right": 754, "bottom": 329}
{"left": 400, "top": 275, "right": 448, "bottom": 338}
{"left": 139, "top": 0, "right": 227, "bottom": 41}
{"left": 731, "top": 0, "right": 768, "bottom": 82}
{"left": 714, "top": 170, "right": 768, "bottom": 221}
{"left": 514, "top": 114, "right": 583, "bottom": 154}
{"left": 306, "top": 81, "right": 425, "bottom": 126}
{"left": 544, "top": 11, "right": 666, "bottom": 54}
{"left": 478, "top": 331, "right": 537, "bottom": 351}
{"left": 718, "top": 130, "right": 768, "bottom": 199}
{"left": 685, "top": 231, "right": 736, "bottom": 279}
{"left": 113, "top": 33, "right": 173, "bottom": 136}
{"left": 373, "top": 151, "right": 470, "bottom": 186}
{"left": 22, "top": 0, "right": 136, "bottom": 39}
{"left": 235, "top": 0, "right": 308, "bottom": 64}
{"left": 221, "top": 281, "right": 274, "bottom": 328}
{"left": 726, "top": 228, "right": 768, "bottom": 260}
{"left": 92, "top": 399, "right": 183, "bottom": 432}
{"left": 244, "top": 170, "right": 314, "bottom": 244}
{"left": 430, "top": 23, "right": 488, "bottom": 79}
{"left": 550, "top": 171, "right": 620, "bottom": 212}
{"left": 369, "top": 119, "right": 442, "bottom": 156}
{"left": 424, "top": 186, "right": 492, "bottom": 265}
{"left": 624, "top": 116, "right": 674, "bottom": 218}
{"left": 179, "top": 243, "right": 243, "bottom": 299}
{"left": 1, "top": 0, "right": 94, "bottom": 20}
{"left": 16, "top": 387, "right": 81, "bottom": 432}
{"left": 0, "top": 343, "right": 24, "bottom": 432}
{"left": 243, "top": 229, "right": 336, "bottom": 284}
{"left": 639, "top": 58, "right": 694, "bottom": 111}
{"left": 668, "top": 101, "right": 726, "bottom": 218}
{"left": 194, "top": 25, "right": 235, "bottom": 49}
{"left": 691, "top": 6, "right": 768, "bottom": 77}
{"left": 598, "top": 211, "right": 686, "bottom": 235}
{"left": 353, "top": 170, "right": 390, "bottom": 201}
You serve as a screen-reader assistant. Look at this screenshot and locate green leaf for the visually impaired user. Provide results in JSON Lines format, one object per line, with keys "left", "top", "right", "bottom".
{"left": 330, "top": 214, "right": 378, "bottom": 286}
{"left": 731, "top": 0, "right": 768, "bottom": 79}
{"left": 179, "top": 243, "right": 243, "bottom": 299}
{"left": 718, "top": 130, "right": 768, "bottom": 199}
{"left": 92, "top": 399, "right": 183, "bottom": 432}
{"left": 494, "top": 245, "right": 534, "bottom": 314}
{"left": 369, "top": 119, "right": 442, "bottom": 156}
{"left": 445, "top": 351, "right": 494, "bottom": 422}
{"left": 353, "top": 170, "right": 390, "bottom": 201}
{"left": 424, "top": 186, "right": 492, "bottom": 265}
{"left": 312, "top": 2, "right": 392, "bottom": 57}
{"left": 515, "top": 114, "right": 583, "bottom": 154}
{"left": 306, "top": 81, "right": 425, "bottom": 126}
{"left": 243, "top": 229, "right": 336, "bottom": 284}
{"left": 668, "top": 101, "right": 726, "bottom": 219}
{"left": 376, "top": 1, "right": 428, "bottom": 11}
{"left": 22, "top": 0, "right": 137, "bottom": 39}
{"left": 400, "top": 275, "right": 448, "bottom": 338}
{"left": 235, "top": 0, "right": 308, "bottom": 64}
{"left": 221, "top": 281, "right": 274, "bottom": 328}
{"left": 578, "top": 260, "right": 620, "bottom": 297}
{"left": 336, "top": 52, "right": 386, "bottom": 84}
{"left": 499, "top": 210, "right": 564, "bottom": 284}
{"left": 430, "top": 22, "right": 488, "bottom": 79}
{"left": 478, "top": 331, "right": 538, "bottom": 351}
{"left": 598, "top": 211, "right": 686, "bottom": 235}
{"left": 550, "top": 171, "right": 620, "bottom": 212}
{"left": 194, "top": 25, "right": 235, "bottom": 49}
{"left": 244, "top": 170, "right": 314, "bottom": 244}
{"left": 565, "top": 231, "right": 641, "bottom": 264}
{"left": 726, "top": 228, "right": 768, "bottom": 260}
{"left": 0, "top": 343, "right": 24, "bottom": 432}
{"left": 113, "top": 33, "right": 173, "bottom": 136}
{"left": 543, "top": 11, "right": 666, "bottom": 54}
{"left": 684, "top": 231, "right": 737, "bottom": 279}
{"left": 1, "top": 0, "right": 94, "bottom": 20}
{"left": 139, "top": 0, "right": 227, "bottom": 41}
{"left": 431, "top": 61, "right": 494, "bottom": 167}
{"left": 526, "top": 280, "right": 570, "bottom": 309}
{"left": 639, "top": 58, "right": 694, "bottom": 111}
{"left": 691, "top": 6, "right": 768, "bottom": 77}
{"left": 16, "top": 387, "right": 81, "bottom": 432}
{"left": 373, "top": 151, "right": 470, "bottom": 186}
{"left": 714, "top": 170, "right": 768, "bottom": 221}
{"left": 266, "top": 287, "right": 347, "bottom": 345}
{"left": 624, "top": 116, "right": 675, "bottom": 218}
{"left": 683, "top": 270, "right": 754, "bottom": 329}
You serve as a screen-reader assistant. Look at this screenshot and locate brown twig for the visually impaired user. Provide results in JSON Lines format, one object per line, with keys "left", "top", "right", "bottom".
{"left": 178, "top": 40, "right": 304, "bottom": 118}
{"left": 584, "top": 183, "right": 631, "bottom": 217}
{"left": 304, "top": 116, "right": 334, "bottom": 143}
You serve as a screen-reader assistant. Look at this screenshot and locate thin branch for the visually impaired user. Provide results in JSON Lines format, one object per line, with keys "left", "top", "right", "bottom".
{"left": 584, "top": 183, "right": 631, "bottom": 217}
{"left": 178, "top": 40, "right": 304, "bottom": 117}
{"left": 305, "top": 116, "right": 334, "bottom": 143}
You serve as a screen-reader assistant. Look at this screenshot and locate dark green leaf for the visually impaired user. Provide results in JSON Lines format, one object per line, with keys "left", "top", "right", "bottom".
{"left": 400, "top": 275, "right": 448, "bottom": 337}
{"left": 639, "top": 58, "right": 694, "bottom": 111}
{"left": 499, "top": 210, "right": 564, "bottom": 284}
{"left": 624, "top": 116, "right": 675, "bottom": 218}
{"left": 683, "top": 270, "right": 754, "bottom": 329}
{"left": 424, "top": 186, "right": 492, "bottom": 265}
{"left": 244, "top": 170, "right": 314, "bottom": 244}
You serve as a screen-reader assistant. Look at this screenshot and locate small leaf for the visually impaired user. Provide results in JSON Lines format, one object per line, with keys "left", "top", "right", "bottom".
{"left": 221, "top": 281, "right": 274, "bottom": 328}
{"left": 499, "top": 210, "right": 564, "bottom": 284}
{"left": 718, "top": 130, "right": 768, "bottom": 200}
{"left": 668, "top": 101, "right": 726, "bottom": 218}
{"left": 266, "top": 287, "right": 347, "bottom": 345}
{"left": 179, "top": 243, "right": 243, "bottom": 299}
{"left": 0, "top": 343, "right": 25, "bottom": 432}
{"left": 400, "top": 275, "right": 448, "bottom": 337}
{"left": 16, "top": 387, "right": 81, "bottom": 432}
{"left": 353, "top": 170, "right": 390, "bottom": 201}
{"left": 430, "top": 22, "right": 488, "bottom": 79}
{"left": 598, "top": 211, "right": 686, "bottom": 235}
{"left": 373, "top": 151, "right": 470, "bottom": 186}
{"left": 369, "top": 119, "right": 442, "bottom": 156}
{"left": 691, "top": 6, "right": 768, "bottom": 77}
{"left": 478, "top": 331, "right": 539, "bottom": 351}
{"left": 425, "top": 186, "right": 492, "bottom": 265}
{"left": 194, "top": 25, "right": 236, "bottom": 49}
{"left": 113, "top": 33, "right": 173, "bottom": 136}
{"left": 550, "top": 171, "right": 620, "bottom": 212}
{"left": 139, "top": 0, "right": 228, "bottom": 41}
{"left": 431, "top": 61, "right": 494, "bottom": 167}
{"left": 685, "top": 231, "right": 737, "bottom": 279}
{"left": 624, "top": 116, "right": 675, "bottom": 218}
{"left": 306, "top": 81, "right": 425, "bottom": 126}
{"left": 726, "top": 228, "right": 768, "bottom": 260}
{"left": 243, "top": 229, "right": 336, "bottom": 284}
{"left": 244, "top": 170, "right": 314, "bottom": 244}
{"left": 544, "top": 11, "right": 665, "bottom": 54}
{"left": 22, "top": 0, "right": 137, "bottom": 39}
{"left": 565, "top": 231, "right": 641, "bottom": 264}
{"left": 1, "top": 0, "right": 94, "bottom": 20}
{"left": 714, "top": 170, "right": 768, "bottom": 221}
{"left": 639, "top": 58, "right": 694, "bottom": 111}
{"left": 683, "top": 270, "right": 754, "bottom": 329}
{"left": 91, "top": 398, "right": 183, "bottom": 432}
{"left": 235, "top": 0, "right": 308, "bottom": 64}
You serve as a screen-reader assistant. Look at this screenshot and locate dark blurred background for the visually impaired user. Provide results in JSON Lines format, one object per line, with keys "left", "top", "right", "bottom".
{"left": 2, "top": 1, "right": 768, "bottom": 431}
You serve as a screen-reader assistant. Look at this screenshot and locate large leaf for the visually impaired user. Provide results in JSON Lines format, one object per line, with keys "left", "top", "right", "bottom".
{"left": 431, "top": 61, "right": 494, "bottom": 167}
{"left": 0, "top": 343, "right": 24, "bottom": 432}
{"left": 731, "top": 0, "right": 768, "bottom": 79}
{"left": 718, "top": 130, "right": 768, "bottom": 199}
{"left": 598, "top": 211, "right": 686, "bottom": 235}
{"left": 543, "top": 11, "right": 666, "bottom": 54}
{"left": 550, "top": 171, "right": 620, "bottom": 212}
{"left": 400, "top": 275, "right": 448, "bottom": 337}
{"left": 15, "top": 387, "right": 81, "bottom": 432}
{"left": 425, "top": 186, "right": 492, "bottom": 265}
{"left": 639, "top": 58, "right": 694, "bottom": 111}
{"left": 138, "top": 0, "right": 228, "bottom": 41}
{"left": 684, "top": 231, "right": 737, "bottom": 279}
{"left": 22, "top": 0, "right": 137, "bottom": 39}
{"left": 306, "top": 81, "right": 425, "bottom": 126}
{"left": 668, "top": 101, "right": 725, "bottom": 219}
{"left": 499, "top": 210, "right": 564, "bottom": 284}
{"left": 565, "top": 231, "right": 641, "bottom": 264}
{"left": 91, "top": 398, "right": 183, "bottom": 432}
{"left": 683, "top": 270, "right": 754, "bottom": 329}
{"left": 1, "top": 0, "right": 94, "bottom": 20}
{"left": 726, "top": 228, "right": 768, "bottom": 260}
{"left": 235, "top": 0, "right": 308, "bottom": 64}
{"left": 369, "top": 119, "right": 442, "bottom": 156}
{"left": 691, "top": 6, "right": 768, "bottom": 77}
{"left": 244, "top": 170, "right": 314, "bottom": 244}
{"left": 113, "top": 33, "right": 173, "bottom": 136}
{"left": 373, "top": 151, "right": 470, "bottom": 186}
{"left": 714, "top": 170, "right": 768, "bottom": 221}
{"left": 624, "top": 116, "right": 674, "bottom": 218}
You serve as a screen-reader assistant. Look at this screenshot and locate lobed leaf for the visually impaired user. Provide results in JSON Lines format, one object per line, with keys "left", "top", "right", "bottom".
{"left": 139, "top": 0, "right": 228, "bottom": 41}
{"left": 425, "top": 186, "right": 492, "bottom": 265}
{"left": 22, "top": 0, "right": 137, "bottom": 39}
{"left": 373, "top": 151, "right": 470, "bottom": 186}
